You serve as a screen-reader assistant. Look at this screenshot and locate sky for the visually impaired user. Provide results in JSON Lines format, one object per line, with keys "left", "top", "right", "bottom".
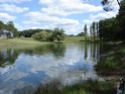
{"left": 0, "top": 0, "right": 119, "bottom": 35}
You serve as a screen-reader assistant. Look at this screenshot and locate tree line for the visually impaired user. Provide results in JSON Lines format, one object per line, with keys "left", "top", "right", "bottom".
{"left": 80, "top": 0, "right": 125, "bottom": 42}
{"left": 99, "top": 0, "right": 125, "bottom": 42}
{"left": 0, "top": 21, "right": 66, "bottom": 42}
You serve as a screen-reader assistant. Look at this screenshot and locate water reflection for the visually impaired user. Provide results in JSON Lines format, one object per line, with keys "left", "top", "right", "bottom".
{"left": 0, "top": 43, "right": 101, "bottom": 94}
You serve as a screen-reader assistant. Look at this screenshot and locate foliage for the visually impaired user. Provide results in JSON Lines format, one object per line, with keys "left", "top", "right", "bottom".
{"left": 34, "top": 79, "right": 116, "bottom": 94}
{"left": 6, "top": 21, "right": 19, "bottom": 37}
{"left": 89, "top": 22, "right": 99, "bottom": 41}
{"left": 98, "top": 17, "right": 118, "bottom": 41}
{"left": 96, "top": 44, "right": 125, "bottom": 72}
{"left": 77, "top": 32, "right": 86, "bottom": 36}
{"left": 52, "top": 28, "right": 66, "bottom": 42}
{"left": 96, "top": 0, "right": 125, "bottom": 42}
{"left": 31, "top": 28, "right": 66, "bottom": 42}
{"left": 0, "top": 20, "right": 18, "bottom": 37}
{"left": 32, "top": 31, "right": 52, "bottom": 41}
{"left": 19, "top": 29, "right": 53, "bottom": 37}
{"left": 84, "top": 24, "right": 88, "bottom": 41}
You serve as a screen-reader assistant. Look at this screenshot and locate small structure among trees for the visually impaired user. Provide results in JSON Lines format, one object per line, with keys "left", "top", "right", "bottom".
{"left": 0, "top": 20, "right": 18, "bottom": 39}
{"left": 0, "top": 29, "right": 13, "bottom": 39}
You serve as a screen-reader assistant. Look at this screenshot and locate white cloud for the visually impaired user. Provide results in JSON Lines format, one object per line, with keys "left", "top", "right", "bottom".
{"left": 0, "top": 0, "right": 31, "bottom": 3}
{"left": 0, "top": 12, "right": 16, "bottom": 21}
{"left": 14, "top": 23, "right": 24, "bottom": 30}
{"left": 0, "top": 4, "right": 29, "bottom": 13}
{"left": 23, "top": 11, "right": 81, "bottom": 34}
{"left": 83, "top": 11, "right": 118, "bottom": 24}
{"left": 23, "top": 11, "right": 80, "bottom": 34}
{"left": 40, "top": 0, "right": 103, "bottom": 16}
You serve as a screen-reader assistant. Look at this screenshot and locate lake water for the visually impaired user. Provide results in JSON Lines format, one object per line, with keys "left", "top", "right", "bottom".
{"left": 0, "top": 43, "right": 111, "bottom": 94}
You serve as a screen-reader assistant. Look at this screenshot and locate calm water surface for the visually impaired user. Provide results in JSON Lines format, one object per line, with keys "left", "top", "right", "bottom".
{"left": 0, "top": 43, "right": 110, "bottom": 94}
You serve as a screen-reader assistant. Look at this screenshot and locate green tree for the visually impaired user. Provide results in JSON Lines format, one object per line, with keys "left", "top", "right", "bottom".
{"left": 116, "top": 0, "right": 125, "bottom": 42}
{"left": 77, "top": 32, "right": 85, "bottom": 36}
{"left": 0, "top": 20, "right": 4, "bottom": 31}
{"left": 84, "top": 24, "right": 88, "bottom": 41}
{"left": 90, "top": 25, "right": 93, "bottom": 39}
{"left": 92, "top": 22, "right": 96, "bottom": 41}
{"left": 32, "top": 31, "right": 51, "bottom": 41}
{"left": 6, "top": 21, "right": 18, "bottom": 37}
{"left": 95, "top": 22, "right": 99, "bottom": 39}
{"left": 52, "top": 28, "right": 65, "bottom": 43}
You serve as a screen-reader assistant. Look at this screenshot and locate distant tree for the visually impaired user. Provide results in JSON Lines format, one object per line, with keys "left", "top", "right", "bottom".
{"left": 77, "top": 32, "right": 85, "bottom": 36}
{"left": 52, "top": 28, "right": 66, "bottom": 43}
{"left": 90, "top": 25, "right": 93, "bottom": 39}
{"left": 6, "top": 21, "right": 18, "bottom": 37}
{"left": 95, "top": 22, "right": 99, "bottom": 39}
{"left": 84, "top": 24, "right": 88, "bottom": 41}
{"left": 32, "top": 31, "right": 51, "bottom": 41}
{"left": 0, "top": 20, "right": 4, "bottom": 31}
{"left": 68, "top": 34, "right": 75, "bottom": 37}
{"left": 92, "top": 22, "right": 96, "bottom": 41}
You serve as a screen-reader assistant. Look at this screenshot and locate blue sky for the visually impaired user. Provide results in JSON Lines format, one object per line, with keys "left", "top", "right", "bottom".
{"left": 0, "top": 0, "right": 119, "bottom": 35}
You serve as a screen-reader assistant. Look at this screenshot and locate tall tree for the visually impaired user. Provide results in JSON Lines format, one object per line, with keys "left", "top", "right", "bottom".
{"left": 52, "top": 27, "right": 66, "bottom": 43}
{"left": 90, "top": 25, "right": 93, "bottom": 39}
{"left": 116, "top": 0, "right": 125, "bottom": 42}
{"left": 6, "top": 21, "right": 18, "bottom": 37}
{"left": 84, "top": 24, "right": 88, "bottom": 41}
{"left": 0, "top": 21, "right": 4, "bottom": 31}
{"left": 96, "top": 22, "right": 99, "bottom": 40}
{"left": 92, "top": 22, "right": 96, "bottom": 41}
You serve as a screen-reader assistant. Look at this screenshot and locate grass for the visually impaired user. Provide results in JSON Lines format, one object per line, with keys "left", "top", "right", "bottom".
{"left": 0, "top": 37, "right": 87, "bottom": 49}
{"left": 95, "top": 44, "right": 125, "bottom": 73}
{"left": 33, "top": 79, "right": 116, "bottom": 94}
{"left": 0, "top": 38, "right": 51, "bottom": 49}
{"left": 0, "top": 36, "right": 95, "bottom": 49}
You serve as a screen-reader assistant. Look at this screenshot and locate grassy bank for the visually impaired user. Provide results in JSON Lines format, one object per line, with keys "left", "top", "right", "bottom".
{"left": 34, "top": 80, "right": 116, "bottom": 94}
{"left": 0, "top": 37, "right": 86, "bottom": 49}
{"left": 96, "top": 44, "right": 125, "bottom": 74}
{"left": 0, "top": 38, "right": 51, "bottom": 49}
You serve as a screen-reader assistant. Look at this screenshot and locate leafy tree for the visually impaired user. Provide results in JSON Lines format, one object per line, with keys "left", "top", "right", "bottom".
{"left": 6, "top": 21, "right": 18, "bottom": 37}
{"left": 116, "top": 0, "right": 125, "bottom": 42}
{"left": 19, "top": 29, "right": 53, "bottom": 37}
{"left": 92, "top": 22, "right": 96, "bottom": 41}
{"left": 0, "top": 21, "right": 4, "bottom": 31}
{"left": 90, "top": 25, "right": 93, "bottom": 39}
{"left": 77, "top": 32, "right": 86, "bottom": 36}
{"left": 95, "top": 22, "right": 99, "bottom": 40}
{"left": 32, "top": 31, "right": 51, "bottom": 41}
{"left": 52, "top": 28, "right": 65, "bottom": 43}
{"left": 84, "top": 24, "right": 88, "bottom": 41}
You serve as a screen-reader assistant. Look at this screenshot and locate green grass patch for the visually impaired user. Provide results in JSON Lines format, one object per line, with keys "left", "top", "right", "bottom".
{"left": 34, "top": 80, "right": 116, "bottom": 94}
{"left": 0, "top": 38, "right": 51, "bottom": 49}
{"left": 96, "top": 44, "right": 125, "bottom": 73}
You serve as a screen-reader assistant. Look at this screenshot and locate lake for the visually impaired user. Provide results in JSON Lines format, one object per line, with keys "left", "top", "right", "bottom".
{"left": 0, "top": 43, "right": 112, "bottom": 94}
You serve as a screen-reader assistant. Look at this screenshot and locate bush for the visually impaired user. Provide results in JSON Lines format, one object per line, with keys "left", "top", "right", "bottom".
{"left": 32, "top": 31, "right": 52, "bottom": 41}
